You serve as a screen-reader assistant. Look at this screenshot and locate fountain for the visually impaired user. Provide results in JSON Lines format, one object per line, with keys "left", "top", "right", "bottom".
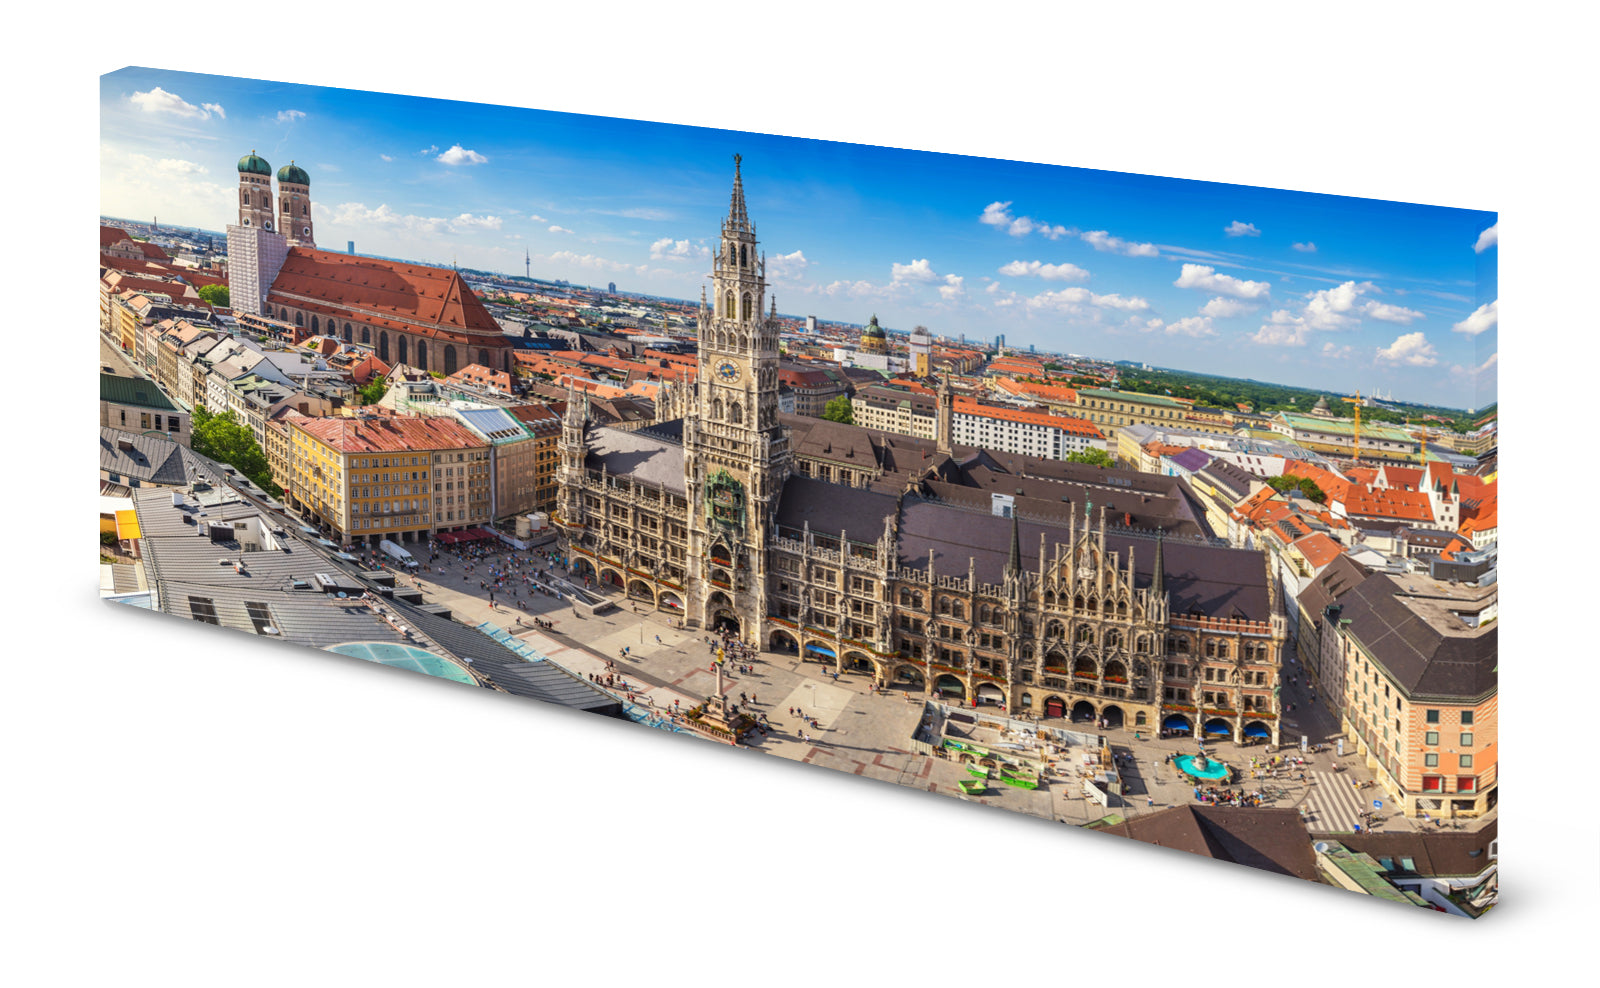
{"left": 1174, "top": 748, "right": 1232, "bottom": 783}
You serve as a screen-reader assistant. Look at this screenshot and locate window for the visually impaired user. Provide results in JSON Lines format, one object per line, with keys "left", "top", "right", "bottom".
{"left": 1425, "top": 709, "right": 1440, "bottom": 724}
{"left": 1424, "top": 753, "right": 1438, "bottom": 767}
{"left": 1460, "top": 733, "right": 1474, "bottom": 747}
{"left": 1425, "top": 731, "right": 1439, "bottom": 745}
{"left": 1460, "top": 710, "right": 1474, "bottom": 725}
{"left": 188, "top": 596, "right": 219, "bottom": 625}
{"left": 1422, "top": 775, "right": 1443, "bottom": 792}
{"left": 1459, "top": 753, "right": 1474, "bottom": 769}
{"left": 1457, "top": 777, "right": 1477, "bottom": 793}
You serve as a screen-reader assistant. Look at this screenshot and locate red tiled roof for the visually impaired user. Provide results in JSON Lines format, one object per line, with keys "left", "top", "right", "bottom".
{"left": 447, "top": 364, "right": 513, "bottom": 391}
{"left": 1292, "top": 532, "right": 1345, "bottom": 570}
{"left": 100, "top": 226, "right": 131, "bottom": 249}
{"left": 1339, "top": 485, "right": 1433, "bottom": 522}
{"left": 953, "top": 397, "right": 1101, "bottom": 437}
{"left": 1280, "top": 460, "right": 1352, "bottom": 503}
{"left": 295, "top": 414, "right": 485, "bottom": 454}
{"left": 268, "top": 247, "right": 504, "bottom": 340}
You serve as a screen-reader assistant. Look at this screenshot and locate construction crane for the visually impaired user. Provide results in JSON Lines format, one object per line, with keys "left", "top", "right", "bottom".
{"left": 1340, "top": 389, "right": 1362, "bottom": 463}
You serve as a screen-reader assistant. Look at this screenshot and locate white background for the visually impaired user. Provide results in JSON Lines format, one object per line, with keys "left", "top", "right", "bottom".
{"left": 9, "top": 2, "right": 1595, "bottom": 984}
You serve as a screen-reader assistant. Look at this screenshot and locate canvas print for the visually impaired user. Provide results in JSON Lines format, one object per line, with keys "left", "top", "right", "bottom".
{"left": 99, "top": 67, "right": 1498, "bottom": 914}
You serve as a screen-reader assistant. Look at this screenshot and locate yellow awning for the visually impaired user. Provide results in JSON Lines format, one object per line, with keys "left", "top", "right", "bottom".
{"left": 114, "top": 509, "right": 142, "bottom": 541}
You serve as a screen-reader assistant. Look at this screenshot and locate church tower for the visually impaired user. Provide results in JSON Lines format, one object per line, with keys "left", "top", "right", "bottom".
{"left": 682, "top": 155, "right": 792, "bottom": 639}
{"left": 236, "top": 151, "right": 275, "bottom": 230}
{"left": 276, "top": 161, "right": 315, "bottom": 247}
{"left": 227, "top": 151, "right": 290, "bottom": 316}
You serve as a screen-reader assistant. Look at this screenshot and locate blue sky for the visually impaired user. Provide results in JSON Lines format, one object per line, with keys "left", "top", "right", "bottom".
{"left": 101, "top": 67, "right": 1497, "bottom": 409}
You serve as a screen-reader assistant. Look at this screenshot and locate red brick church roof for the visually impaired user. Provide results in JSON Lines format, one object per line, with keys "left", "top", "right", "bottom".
{"left": 267, "top": 247, "right": 506, "bottom": 343}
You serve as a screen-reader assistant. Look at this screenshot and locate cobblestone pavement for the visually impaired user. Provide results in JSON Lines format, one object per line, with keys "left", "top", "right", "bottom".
{"left": 348, "top": 542, "right": 1435, "bottom": 832}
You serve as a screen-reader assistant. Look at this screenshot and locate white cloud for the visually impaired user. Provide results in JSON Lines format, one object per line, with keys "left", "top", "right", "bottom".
{"left": 1250, "top": 310, "right": 1311, "bottom": 347}
{"left": 418, "top": 145, "right": 439, "bottom": 155}
{"left": 939, "top": 274, "right": 965, "bottom": 301}
{"left": 1361, "top": 300, "right": 1425, "bottom": 324}
{"left": 1131, "top": 317, "right": 1165, "bottom": 332}
{"left": 276, "top": 109, "right": 306, "bottom": 124}
{"left": 1173, "top": 263, "right": 1272, "bottom": 300}
{"left": 979, "top": 201, "right": 1013, "bottom": 229}
{"left": 591, "top": 206, "right": 674, "bottom": 221}
{"left": 1081, "top": 229, "right": 1158, "bottom": 257}
{"left": 998, "top": 259, "right": 1090, "bottom": 282}
{"left": 548, "top": 225, "right": 573, "bottom": 234}
{"left": 1224, "top": 221, "right": 1261, "bottom": 237}
{"left": 437, "top": 144, "right": 487, "bottom": 166}
{"left": 528, "top": 213, "right": 547, "bottom": 223}
{"left": 99, "top": 145, "right": 235, "bottom": 229}
{"left": 128, "top": 87, "right": 223, "bottom": 121}
{"left": 321, "top": 201, "right": 505, "bottom": 237}
{"left": 1292, "top": 241, "right": 1317, "bottom": 253}
{"left": 546, "top": 250, "right": 635, "bottom": 272}
{"left": 1376, "top": 332, "right": 1439, "bottom": 366}
{"left": 1165, "top": 316, "right": 1217, "bottom": 338}
{"left": 820, "top": 279, "right": 890, "bottom": 299}
{"left": 892, "top": 258, "right": 942, "bottom": 284}
{"left": 1026, "top": 287, "right": 1149, "bottom": 314}
{"left": 1452, "top": 299, "right": 1498, "bottom": 335}
{"left": 1199, "top": 296, "right": 1257, "bottom": 319}
{"left": 1321, "top": 341, "right": 1353, "bottom": 359}
{"left": 767, "top": 250, "right": 809, "bottom": 280}
{"left": 649, "top": 237, "right": 709, "bottom": 261}
{"left": 1473, "top": 222, "right": 1498, "bottom": 253}
{"left": 978, "top": 201, "right": 1071, "bottom": 239}
{"left": 1301, "top": 280, "right": 1372, "bottom": 330}
{"left": 379, "top": 154, "right": 394, "bottom": 162}
{"left": 154, "top": 158, "right": 207, "bottom": 176}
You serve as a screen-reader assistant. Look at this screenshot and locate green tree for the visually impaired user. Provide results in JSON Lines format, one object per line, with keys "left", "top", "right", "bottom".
{"left": 1066, "top": 448, "right": 1115, "bottom": 468}
{"left": 357, "top": 378, "right": 389, "bottom": 405}
{"left": 821, "top": 395, "right": 855, "bottom": 424}
{"left": 192, "top": 409, "right": 280, "bottom": 496}
{"left": 197, "top": 283, "right": 231, "bottom": 308}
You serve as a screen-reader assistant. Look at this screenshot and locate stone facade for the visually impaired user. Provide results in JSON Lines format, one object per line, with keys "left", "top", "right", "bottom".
{"left": 552, "top": 160, "right": 1288, "bottom": 738}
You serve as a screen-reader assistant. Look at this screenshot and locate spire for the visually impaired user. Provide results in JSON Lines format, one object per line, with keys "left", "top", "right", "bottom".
{"left": 1005, "top": 510, "right": 1023, "bottom": 579}
{"left": 727, "top": 153, "right": 749, "bottom": 231}
{"left": 1152, "top": 530, "right": 1165, "bottom": 599}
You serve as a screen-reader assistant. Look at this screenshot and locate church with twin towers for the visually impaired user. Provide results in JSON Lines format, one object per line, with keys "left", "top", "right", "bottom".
{"left": 555, "top": 156, "right": 1287, "bottom": 743}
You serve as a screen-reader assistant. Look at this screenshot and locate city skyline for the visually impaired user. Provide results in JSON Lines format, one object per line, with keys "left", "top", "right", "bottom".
{"left": 102, "top": 67, "right": 1496, "bottom": 408}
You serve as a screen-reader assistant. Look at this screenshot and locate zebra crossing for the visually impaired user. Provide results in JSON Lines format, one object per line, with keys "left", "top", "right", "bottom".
{"left": 1300, "top": 771, "right": 1371, "bottom": 833}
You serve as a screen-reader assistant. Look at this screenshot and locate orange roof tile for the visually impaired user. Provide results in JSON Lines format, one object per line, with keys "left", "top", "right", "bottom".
{"left": 1292, "top": 532, "right": 1345, "bottom": 570}
{"left": 268, "top": 247, "right": 504, "bottom": 340}
{"left": 295, "top": 415, "right": 484, "bottom": 454}
{"left": 953, "top": 397, "right": 1101, "bottom": 437}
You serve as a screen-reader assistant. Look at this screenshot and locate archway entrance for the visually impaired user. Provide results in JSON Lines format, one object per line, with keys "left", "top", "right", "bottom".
{"left": 1162, "top": 714, "right": 1192, "bottom": 738}
{"left": 627, "top": 579, "right": 654, "bottom": 604}
{"left": 711, "top": 610, "right": 741, "bottom": 636}
{"left": 571, "top": 558, "right": 597, "bottom": 582}
{"left": 1203, "top": 718, "right": 1234, "bottom": 739}
{"left": 893, "top": 666, "right": 925, "bottom": 691}
{"left": 1243, "top": 721, "right": 1272, "bottom": 743}
{"left": 843, "top": 651, "right": 874, "bottom": 675}
{"left": 804, "top": 643, "right": 836, "bottom": 666}
{"left": 768, "top": 629, "right": 799, "bottom": 654}
{"left": 1071, "top": 700, "right": 1096, "bottom": 724}
{"left": 1101, "top": 705, "right": 1125, "bottom": 729}
{"left": 600, "top": 569, "right": 623, "bottom": 589}
{"left": 1044, "top": 695, "right": 1067, "bottom": 719}
{"left": 658, "top": 591, "right": 683, "bottom": 613}
{"left": 975, "top": 683, "right": 1005, "bottom": 707}
{"left": 934, "top": 674, "right": 965, "bottom": 701}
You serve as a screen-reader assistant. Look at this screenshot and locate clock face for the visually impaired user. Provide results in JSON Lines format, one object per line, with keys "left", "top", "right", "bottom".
{"left": 715, "top": 360, "right": 741, "bottom": 383}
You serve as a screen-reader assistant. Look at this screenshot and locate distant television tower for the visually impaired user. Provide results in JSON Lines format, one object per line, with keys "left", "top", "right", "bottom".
{"left": 525, "top": 247, "right": 531, "bottom": 281}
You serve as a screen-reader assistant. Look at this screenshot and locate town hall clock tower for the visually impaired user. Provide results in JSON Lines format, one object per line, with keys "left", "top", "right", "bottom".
{"left": 682, "top": 155, "right": 791, "bottom": 638}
